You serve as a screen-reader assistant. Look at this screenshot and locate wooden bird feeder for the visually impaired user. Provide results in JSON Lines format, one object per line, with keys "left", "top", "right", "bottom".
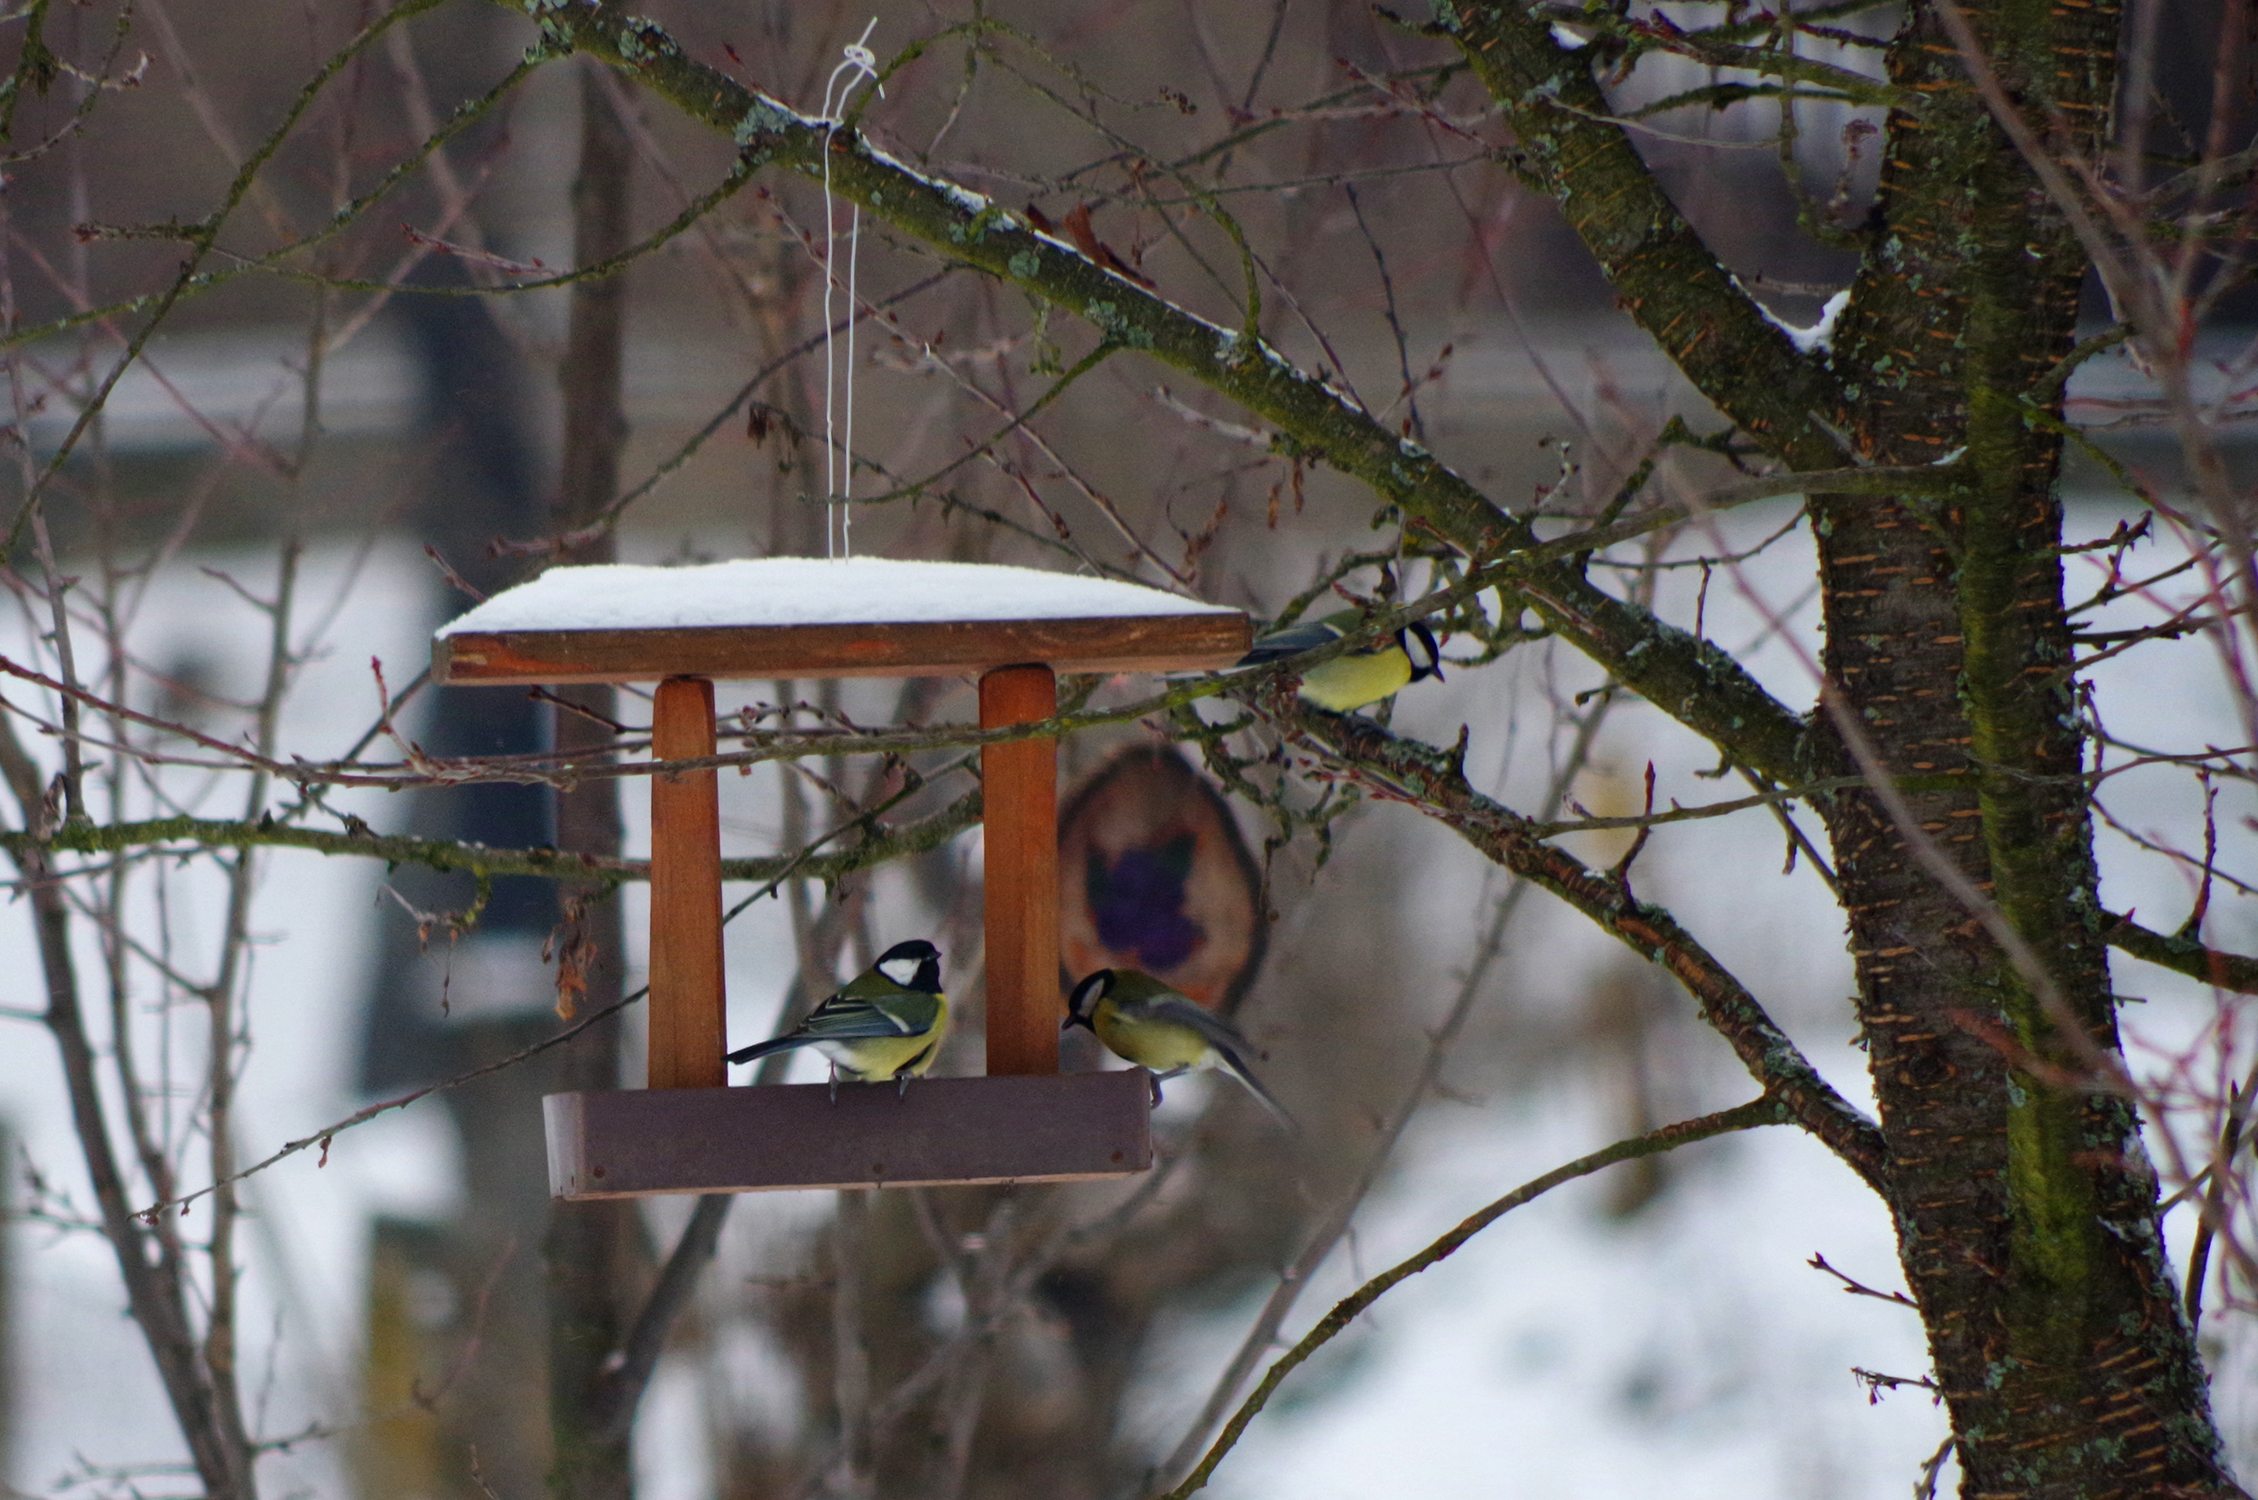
{"left": 433, "top": 558, "right": 1250, "bottom": 1199}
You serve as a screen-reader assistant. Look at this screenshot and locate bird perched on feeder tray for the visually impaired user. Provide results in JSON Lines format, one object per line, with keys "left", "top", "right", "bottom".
{"left": 1064, "top": 967, "right": 1292, "bottom": 1127}
{"left": 727, "top": 939, "right": 948, "bottom": 1098}
{"left": 1235, "top": 611, "right": 1444, "bottom": 713}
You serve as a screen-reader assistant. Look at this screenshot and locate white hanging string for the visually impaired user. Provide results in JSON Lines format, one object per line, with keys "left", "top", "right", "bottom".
{"left": 819, "top": 20, "right": 882, "bottom": 561}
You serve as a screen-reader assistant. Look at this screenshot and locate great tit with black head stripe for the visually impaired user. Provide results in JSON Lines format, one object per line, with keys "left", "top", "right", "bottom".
{"left": 727, "top": 939, "right": 948, "bottom": 1098}
{"left": 1064, "top": 967, "right": 1292, "bottom": 1127}
{"left": 1235, "top": 611, "right": 1443, "bottom": 713}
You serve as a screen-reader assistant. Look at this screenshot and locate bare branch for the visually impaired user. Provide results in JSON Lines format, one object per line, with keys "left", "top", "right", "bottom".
{"left": 1156, "top": 1097, "right": 1787, "bottom": 1498}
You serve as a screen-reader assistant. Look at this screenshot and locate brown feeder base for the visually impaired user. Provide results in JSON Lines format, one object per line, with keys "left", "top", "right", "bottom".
{"left": 543, "top": 1070, "right": 1155, "bottom": 1199}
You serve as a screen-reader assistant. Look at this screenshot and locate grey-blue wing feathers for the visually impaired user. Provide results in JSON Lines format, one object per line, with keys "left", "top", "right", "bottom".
{"left": 1144, "top": 997, "right": 1296, "bottom": 1129}
{"left": 1142, "top": 996, "right": 1249, "bottom": 1050}
{"left": 726, "top": 992, "right": 940, "bottom": 1064}
{"left": 1236, "top": 620, "right": 1345, "bottom": 666}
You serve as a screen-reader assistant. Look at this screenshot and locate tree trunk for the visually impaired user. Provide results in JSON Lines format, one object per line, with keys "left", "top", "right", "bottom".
{"left": 1814, "top": 3, "right": 2232, "bottom": 1492}
{"left": 1446, "top": 0, "right": 2239, "bottom": 1489}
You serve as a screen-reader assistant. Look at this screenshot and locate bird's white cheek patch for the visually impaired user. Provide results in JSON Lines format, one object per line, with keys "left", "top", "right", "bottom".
{"left": 878, "top": 957, "right": 917, "bottom": 986}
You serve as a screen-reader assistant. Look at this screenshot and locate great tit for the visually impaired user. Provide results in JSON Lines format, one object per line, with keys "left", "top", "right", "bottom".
{"left": 727, "top": 939, "right": 948, "bottom": 1097}
{"left": 1064, "top": 967, "right": 1292, "bottom": 1126}
{"left": 1235, "top": 611, "right": 1443, "bottom": 713}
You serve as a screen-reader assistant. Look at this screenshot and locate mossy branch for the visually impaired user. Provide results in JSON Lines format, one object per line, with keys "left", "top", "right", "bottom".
{"left": 2, "top": 790, "right": 980, "bottom": 888}
{"left": 486, "top": 0, "right": 1817, "bottom": 784}
{"left": 1304, "top": 709, "right": 1889, "bottom": 1189}
{"left": 2106, "top": 915, "right": 2258, "bottom": 996}
{"left": 1435, "top": 3, "right": 1849, "bottom": 473}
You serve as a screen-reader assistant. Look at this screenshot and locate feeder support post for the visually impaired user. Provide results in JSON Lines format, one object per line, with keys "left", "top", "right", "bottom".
{"left": 648, "top": 676, "right": 726, "bottom": 1090}
{"left": 978, "top": 664, "right": 1060, "bottom": 1076}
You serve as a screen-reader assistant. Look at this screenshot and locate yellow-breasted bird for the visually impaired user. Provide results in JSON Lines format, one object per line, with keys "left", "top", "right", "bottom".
{"left": 1235, "top": 611, "right": 1443, "bottom": 713}
{"left": 1064, "top": 967, "right": 1292, "bottom": 1126}
{"left": 727, "top": 939, "right": 948, "bottom": 1097}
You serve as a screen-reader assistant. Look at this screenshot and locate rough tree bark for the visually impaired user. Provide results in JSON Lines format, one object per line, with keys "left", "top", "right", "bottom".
{"left": 1822, "top": 5, "right": 2229, "bottom": 1493}
{"left": 1453, "top": 1, "right": 2233, "bottom": 1493}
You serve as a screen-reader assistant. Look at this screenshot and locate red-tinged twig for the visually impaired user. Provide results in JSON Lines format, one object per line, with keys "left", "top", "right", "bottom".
{"left": 1303, "top": 710, "right": 1890, "bottom": 1190}
{"left": 1807, "top": 1252, "right": 1918, "bottom": 1308}
{"left": 1917, "top": 1434, "right": 1958, "bottom": 1499}
{"left": 1852, "top": 1366, "right": 1940, "bottom": 1405}
{"left": 133, "top": 988, "right": 639, "bottom": 1224}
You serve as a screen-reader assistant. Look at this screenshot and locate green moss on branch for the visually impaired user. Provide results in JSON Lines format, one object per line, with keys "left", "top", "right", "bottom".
{"left": 6, "top": 792, "right": 979, "bottom": 887}
{"left": 483, "top": 0, "right": 1817, "bottom": 784}
{"left": 1305, "top": 709, "right": 1887, "bottom": 1189}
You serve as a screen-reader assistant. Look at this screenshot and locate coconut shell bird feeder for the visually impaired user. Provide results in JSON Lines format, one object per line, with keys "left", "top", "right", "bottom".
{"left": 433, "top": 558, "right": 1250, "bottom": 1200}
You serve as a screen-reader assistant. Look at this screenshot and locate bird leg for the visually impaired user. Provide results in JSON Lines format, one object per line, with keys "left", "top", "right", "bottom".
{"left": 828, "top": 1063, "right": 840, "bottom": 1105}
{"left": 897, "top": 1072, "right": 911, "bottom": 1100}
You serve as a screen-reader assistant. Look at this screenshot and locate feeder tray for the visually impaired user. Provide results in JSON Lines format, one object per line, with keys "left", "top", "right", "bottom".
{"left": 434, "top": 558, "right": 1251, "bottom": 1198}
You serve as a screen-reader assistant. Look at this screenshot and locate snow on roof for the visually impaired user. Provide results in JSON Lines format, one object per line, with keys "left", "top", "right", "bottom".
{"left": 437, "top": 557, "right": 1234, "bottom": 637}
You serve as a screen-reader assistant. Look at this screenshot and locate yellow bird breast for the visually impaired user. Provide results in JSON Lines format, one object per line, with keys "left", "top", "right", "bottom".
{"left": 1094, "top": 1006, "right": 1214, "bottom": 1073}
{"left": 818, "top": 1032, "right": 934, "bottom": 1080}
{"left": 820, "top": 999, "right": 949, "bottom": 1080}
{"left": 1295, "top": 649, "right": 1413, "bottom": 713}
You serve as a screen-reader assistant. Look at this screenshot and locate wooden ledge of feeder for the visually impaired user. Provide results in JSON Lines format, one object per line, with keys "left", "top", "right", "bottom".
{"left": 544, "top": 1070, "right": 1154, "bottom": 1199}
{"left": 433, "top": 557, "right": 1251, "bottom": 685}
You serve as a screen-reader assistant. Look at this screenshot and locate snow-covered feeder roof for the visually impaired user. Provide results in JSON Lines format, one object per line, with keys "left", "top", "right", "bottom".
{"left": 434, "top": 557, "right": 1251, "bottom": 685}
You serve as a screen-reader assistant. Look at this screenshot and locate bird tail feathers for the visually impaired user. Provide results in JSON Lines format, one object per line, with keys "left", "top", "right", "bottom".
{"left": 1217, "top": 1043, "right": 1297, "bottom": 1132}
{"left": 725, "top": 1033, "right": 819, "bottom": 1066}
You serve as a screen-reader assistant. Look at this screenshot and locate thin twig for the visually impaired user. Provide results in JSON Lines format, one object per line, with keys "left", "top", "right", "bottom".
{"left": 1155, "top": 1097, "right": 1787, "bottom": 1498}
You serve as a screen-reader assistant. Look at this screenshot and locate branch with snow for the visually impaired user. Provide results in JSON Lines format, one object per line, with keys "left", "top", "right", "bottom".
{"left": 486, "top": 0, "right": 1821, "bottom": 786}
